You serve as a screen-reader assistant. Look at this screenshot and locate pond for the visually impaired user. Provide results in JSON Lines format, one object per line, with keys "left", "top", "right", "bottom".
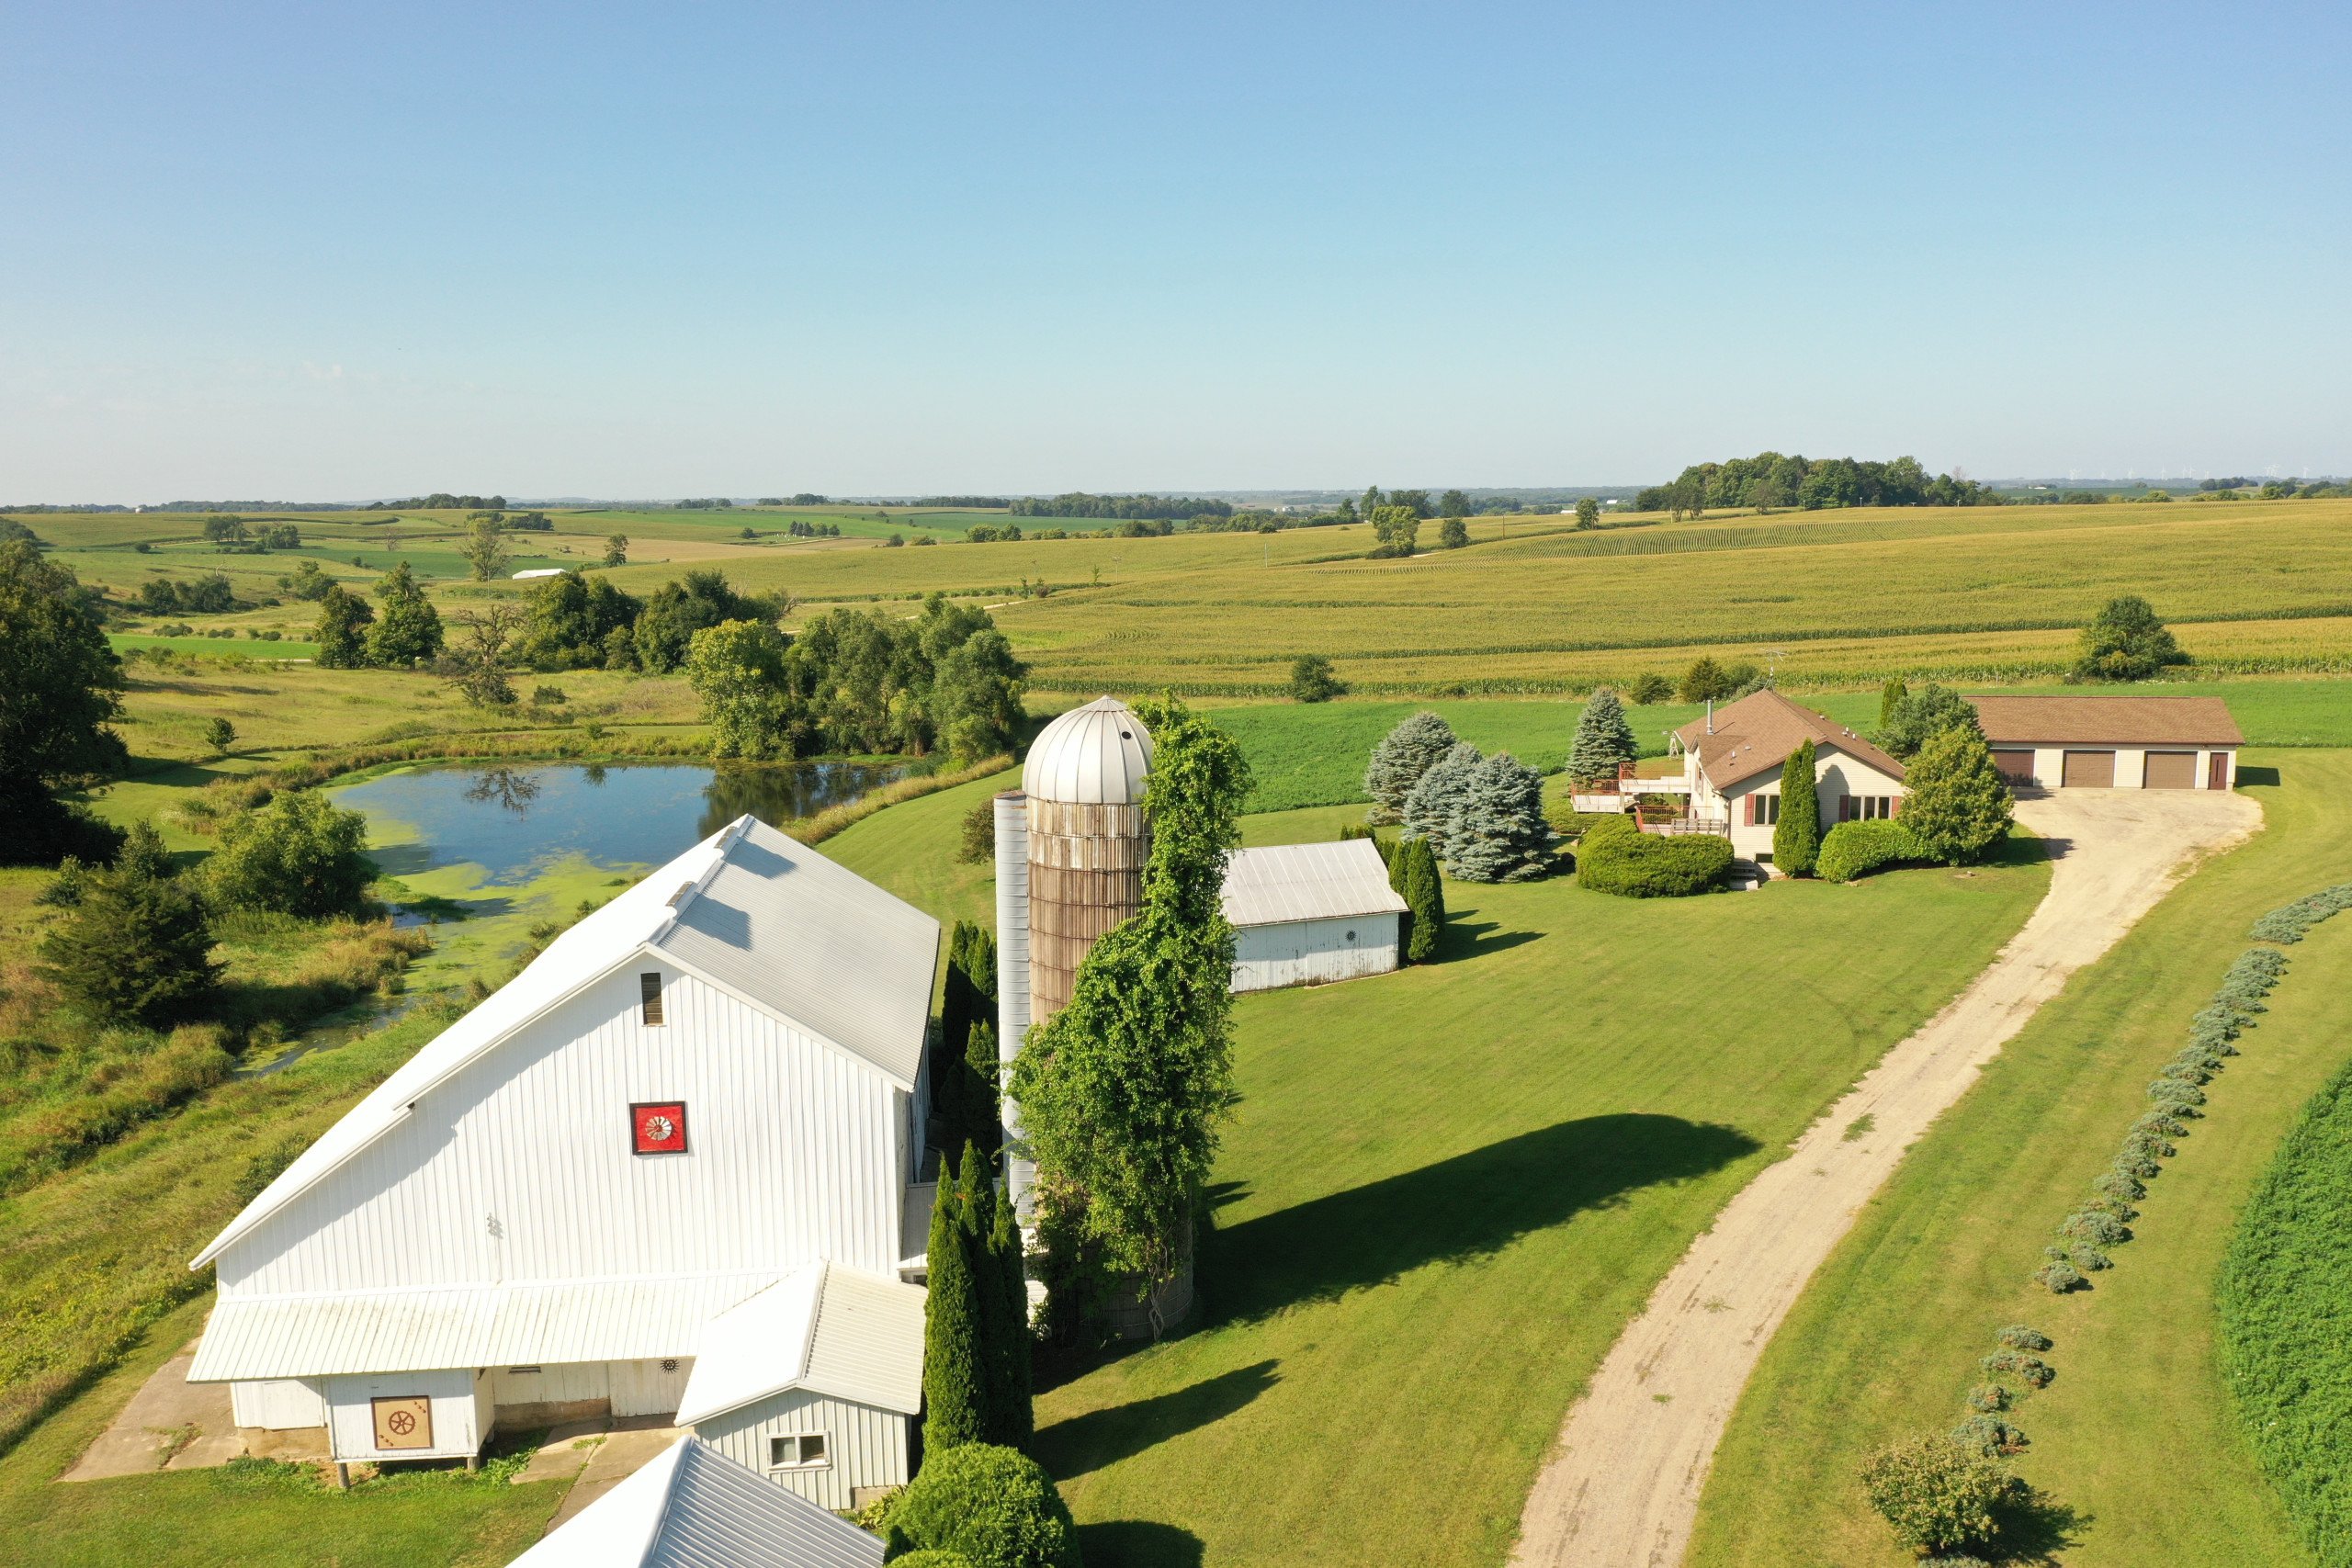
{"left": 332, "top": 759, "right": 919, "bottom": 885}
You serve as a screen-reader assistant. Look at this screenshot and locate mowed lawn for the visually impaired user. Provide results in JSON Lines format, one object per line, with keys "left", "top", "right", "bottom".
{"left": 840, "top": 777, "right": 2050, "bottom": 1566}
{"left": 1689, "top": 750, "right": 2352, "bottom": 1568}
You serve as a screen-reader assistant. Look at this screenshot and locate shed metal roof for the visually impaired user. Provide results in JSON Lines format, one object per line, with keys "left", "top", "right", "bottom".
{"left": 676, "top": 1262, "right": 926, "bottom": 1425}
{"left": 187, "top": 1270, "right": 788, "bottom": 1382}
{"left": 1022, "top": 695, "right": 1154, "bottom": 805}
{"left": 1966, "top": 694, "right": 2245, "bottom": 746}
{"left": 1220, "top": 840, "right": 1410, "bottom": 928}
{"left": 190, "top": 816, "right": 937, "bottom": 1271}
{"left": 508, "top": 1435, "right": 886, "bottom": 1568}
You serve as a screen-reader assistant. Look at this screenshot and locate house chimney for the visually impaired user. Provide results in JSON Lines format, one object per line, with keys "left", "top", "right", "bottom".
{"left": 1706, "top": 698, "right": 1713, "bottom": 735}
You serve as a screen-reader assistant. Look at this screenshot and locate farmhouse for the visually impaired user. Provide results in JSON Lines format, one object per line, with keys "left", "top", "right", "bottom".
{"left": 509, "top": 1435, "right": 885, "bottom": 1568}
{"left": 1966, "top": 694, "right": 2242, "bottom": 790}
{"left": 1671, "top": 690, "right": 1908, "bottom": 861}
{"left": 1220, "top": 840, "right": 1409, "bottom": 992}
{"left": 185, "top": 815, "right": 937, "bottom": 1505}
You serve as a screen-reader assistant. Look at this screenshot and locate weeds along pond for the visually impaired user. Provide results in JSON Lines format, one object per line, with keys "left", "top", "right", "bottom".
{"left": 329, "top": 759, "right": 922, "bottom": 885}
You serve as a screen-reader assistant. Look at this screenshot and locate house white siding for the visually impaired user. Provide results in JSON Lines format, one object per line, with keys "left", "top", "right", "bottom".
{"left": 695, "top": 1389, "right": 911, "bottom": 1512}
{"left": 1718, "top": 745, "right": 1907, "bottom": 862}
{"left": 1231, "top": 912, "right": 1401, "bottom": 993}
{"left": 215, "top": 964, "right": 908, "bottom": 1304}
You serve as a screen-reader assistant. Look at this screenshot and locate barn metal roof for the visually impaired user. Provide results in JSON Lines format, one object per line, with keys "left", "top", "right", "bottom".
{"left": 1022, "top": 695, "right": 1155, "bottom": 804}
{"left": 190, "top": 816, "right": 937, "bottom": 1271}
{"left": 508, "top": 1435, "right": 886, "bottom": 1568}
{"left": 1220, "top": 840, "right": 1411, "bottom": 928}
{"left": 187, "top": 1270, "right": 790, "bottom": 1382}
{"left": 676, "top": 1262, "right": 926, "bottom": 1425}
{"left": 1966, "top": 694, "right": 2245, "bottom": 746}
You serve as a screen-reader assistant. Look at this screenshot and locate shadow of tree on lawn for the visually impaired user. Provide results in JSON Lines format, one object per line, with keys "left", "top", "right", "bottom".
{"left": 1989, "top": 1485, "right": 2088, "bottom": 1563}
{"left": 1204, "top": 1113, "right": 1760, "bottom": 1324}
{"left": 1077, "top": 1519, "right": 1204, "bottom": 1568}
{"left": 1033, "top": 1359, "right": 1280, "bottom": 1482}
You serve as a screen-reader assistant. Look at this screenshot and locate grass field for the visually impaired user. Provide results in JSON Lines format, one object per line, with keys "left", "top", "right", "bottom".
{"left": 28, "top": 497, "right": 2352, "bottom": 694}
{"left": 1688, "top": 749, "right": 2352, "bottom": 1568}
{"left": 822, "top": 775, "right": 2051, "bottom": 1567}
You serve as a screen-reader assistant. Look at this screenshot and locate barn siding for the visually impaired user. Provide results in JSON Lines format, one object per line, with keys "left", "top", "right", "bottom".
{"left": 695, "top": 1389, "right": 910, "bottom": 1511}
{"left": 1231, "top": 914, "right": 1400, "bottom": 993}
{"left": 232, "top": 1378, "right": 327, "bottom": 1430}
{"left": 219, "top": 967, "right": 905, "bottom": 1302}
{"left": 322, "top": 1367, "right": 481, "bottom": 1461}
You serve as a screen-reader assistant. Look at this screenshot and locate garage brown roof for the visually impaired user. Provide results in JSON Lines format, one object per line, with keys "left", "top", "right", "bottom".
{"left": 1675, "top": 689, "right": 1906, "bottom": 792}
{"left": 1966, "top": 694, "right": 2244, "bottom": 747}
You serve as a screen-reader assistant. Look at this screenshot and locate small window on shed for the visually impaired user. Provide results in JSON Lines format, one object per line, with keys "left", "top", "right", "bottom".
{"left": 639, "top": 973, "right": 664, "bottom": 1026}
{"left": 769, "top": 1432, "right": 829, "bottom": 1469}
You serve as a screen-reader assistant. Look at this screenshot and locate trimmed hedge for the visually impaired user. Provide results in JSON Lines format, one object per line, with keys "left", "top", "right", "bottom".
{"left": 1576, "top": 816, "right": 1732, "bottom": 897}
{"left": 2218, "top": 1056, "right": 2352, "bottom": 1566}
{"left": 1817, "top": 819, "right": 1920, "bottom": 884}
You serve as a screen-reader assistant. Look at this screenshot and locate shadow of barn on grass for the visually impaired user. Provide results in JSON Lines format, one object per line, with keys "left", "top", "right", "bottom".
{"left": 1034, "top": 1359, "right": 1279, "bottom": 1482}
{"left": 1205, "top": 1114, "right": 1760, "bottom": 1323}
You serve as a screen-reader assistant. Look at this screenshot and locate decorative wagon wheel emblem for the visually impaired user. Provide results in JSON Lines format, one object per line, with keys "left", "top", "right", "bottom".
{"left": 641, "top": 1113, "right": 675, "bottom": 1143}
{"left": 386, "top": 1410, "right": 417, "bottom": 1436}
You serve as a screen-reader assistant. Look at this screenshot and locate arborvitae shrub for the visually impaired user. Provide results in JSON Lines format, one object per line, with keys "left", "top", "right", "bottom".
{"left": 1817, "top": 819, "right": 1920, "bottom": 883}
{"left": 882, "top": 1443, "right": 1081, "bottom": 1568}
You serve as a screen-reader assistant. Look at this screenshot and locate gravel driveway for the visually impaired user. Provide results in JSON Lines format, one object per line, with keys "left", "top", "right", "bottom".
{"left": 1509, "top": 787, "right": 2263, "bottom": 1568}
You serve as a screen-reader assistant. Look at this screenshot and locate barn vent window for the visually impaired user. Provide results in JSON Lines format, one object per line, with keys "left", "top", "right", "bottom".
{"left": 769, "top": 1433, "right": 829, "bottom": 1469}
{"left": 640, "top": 973, "right": 664, "bottom": 1026}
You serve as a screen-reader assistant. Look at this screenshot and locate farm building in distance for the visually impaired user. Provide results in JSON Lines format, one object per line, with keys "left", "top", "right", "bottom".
{"left": 1220, "top": 840, "right": 1409, "bottom": 992}
{"left": 1967, "top": 694, "right": 2242, "bottom": 790}
{"left": 184, "top": 816, "right": 937, "bottom": 1505}
{"left": 1660, "top": 689, "right": 1910, "bottom": 861}
{"left": 509, "top": 1434, "right": 884, "bottom": 1568}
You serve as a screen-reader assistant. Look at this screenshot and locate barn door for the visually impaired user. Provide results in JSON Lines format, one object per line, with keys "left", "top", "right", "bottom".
{"left": 610, "top": 1358, "right": 694, "bottom": 1418}
{"left": 2062, "top": 750, "right": 2115, "bottom": 788}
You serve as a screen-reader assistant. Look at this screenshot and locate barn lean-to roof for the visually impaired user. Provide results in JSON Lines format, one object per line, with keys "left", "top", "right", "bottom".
{"left": 675, "top": 1261, "right": 926, "bottom": 1425}
{"left": 189, "top": 816, "right": 938, "bottom": 1273}
{"left": 506, "top": 1434, "right": 886, "bottom": 1568}
{"left": 1675, "top": 689, "right": 1907, "bottom": 792}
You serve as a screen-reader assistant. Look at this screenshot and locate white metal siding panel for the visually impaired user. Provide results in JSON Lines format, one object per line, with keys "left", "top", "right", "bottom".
{"left": 218, "top": 965, "right": 903, "bottom": 1303}
{"left": 322, "top": 1367, "right": 480, "bottom": 1461}
{"left": 612, "top": 1356, "right": 696, "bottom": 1417}
{"left": 491, "top": 1360, "right": 612, "bottom": 1408}
{"left": 231, "top": 1378, "right": 326, "bottom": 1430}
{"left": 1231, "top": 915, "right": 1401, "bottom": 993}
{"left": 695, "top": 1390, "right": 910, "bottom": 1513}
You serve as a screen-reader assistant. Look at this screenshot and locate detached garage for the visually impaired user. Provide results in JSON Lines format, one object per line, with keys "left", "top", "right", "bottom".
{"left": 1967, "top": 695, "right": 2243, "bottom": 791}
{"left": 1221, "top": 840, "right": 1409, "bottom": 993}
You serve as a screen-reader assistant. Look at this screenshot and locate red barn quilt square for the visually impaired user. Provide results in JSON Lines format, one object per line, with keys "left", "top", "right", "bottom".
{"left": 630, "top": 1100, "right": 688, "bottom": 1155}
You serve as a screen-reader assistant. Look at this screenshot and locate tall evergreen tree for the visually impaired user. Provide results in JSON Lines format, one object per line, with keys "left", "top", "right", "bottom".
{"left": 1568, "top": 689, "right": 1638, "bottom": 785}
{"left": 962, "top": 1145, "right": 1034, "bottom": 1448}
{"left": 1401, "top": 837, "right": 1444, "bottom": 961}
{"left": 1878, "top": 678, "right": 1909, "bottom": 732}
{"left": 36, "top": 821, "right": 219, "bottom": 1026}
{"left": 1401, "top": 740, "right": 1483, "bottom": 859}
{"left": 1363, "top": 711, "right": 1459, "bottom": 824}
{"left": 1438, "top": 751, "right": 1556, "bottom": 883}
{"left": 366, "top": 561, "right": 444, "bottom": 665}
{"left": 963, "top": 1021, "right": 1001, "bottom": 1157}
{"left": 922, "top": 1155, "right": 989, "bottom": 1454}
{"left": 1772, "top": 739, "right": 1821, "bottom": 875}
{"left": 312, "top": 584, "right": 375, "bottom": 668}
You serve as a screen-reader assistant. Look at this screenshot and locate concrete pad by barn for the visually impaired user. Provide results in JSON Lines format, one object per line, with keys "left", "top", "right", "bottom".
{"left": 61, "top": 1346, "right": 240, "bottom": 1483}
{"left": 512, "top": 1420, "right": 607, "bottom": 1487}
{"left": 544, "top": 1416, "right": 685, "bottom": 1529}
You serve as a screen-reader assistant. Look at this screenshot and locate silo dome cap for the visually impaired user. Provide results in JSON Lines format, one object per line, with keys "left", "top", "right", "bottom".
{"left": 1022, "top": 695, "right": 1154, "bottom": 805}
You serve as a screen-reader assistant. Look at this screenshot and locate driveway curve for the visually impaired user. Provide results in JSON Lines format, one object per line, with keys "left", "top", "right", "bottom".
{"left": 1509, "top": 788, "right": 2262, "bottom": 1568}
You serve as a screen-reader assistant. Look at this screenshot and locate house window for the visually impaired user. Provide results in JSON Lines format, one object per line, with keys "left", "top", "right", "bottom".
{"left": 1843, "top": 795, "right": 1896, "bottom": 821}
{"left": 639, "top": 973, "right": 665, "bottom": 1026}
{"left": 1758, "top": 794, "right": 1780, "bottom": 825}
{"left": 769, "top": 1433, "right": 829, "bottom": 1469}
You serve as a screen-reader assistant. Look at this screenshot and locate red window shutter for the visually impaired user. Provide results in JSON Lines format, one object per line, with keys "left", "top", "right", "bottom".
{"left": 1891, "top": 794, "right": 1903, "bottom": 816}
{"left": 1743, "top": 794, "right": 1756, "bottom": 826}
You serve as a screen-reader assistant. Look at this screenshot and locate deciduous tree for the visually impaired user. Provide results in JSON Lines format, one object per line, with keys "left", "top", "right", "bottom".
{"left": 1289, "top": 653, "right": 1346, "bottom": 702}
{"left": 1575, "top": 496, "right": 1600, "bottom": 529}
{"left": 1900, "top": 728, "right": 2013, "bottom": 864}
{"left": 207, "top": 790, "right": 376, "bottom": 919}
{"left": 313, "top": 583, "right": 375, "bottom": 669}
{"left": 1873, "top": 682, "right": 1981, "bottom": 759}
{"left": 366, "top": 562, "right": 444, "bottom": 665}
{"left": 682, "top": 617, "right": 797, "bottom": 758}
{"left": 0, "top": 540, "right": 129, "bottom": 864}
{"left": 2073, "top": 594, "right": 2188, "bottom": 681}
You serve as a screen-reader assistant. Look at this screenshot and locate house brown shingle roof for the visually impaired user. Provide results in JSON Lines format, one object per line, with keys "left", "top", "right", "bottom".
{"left": 1966, "top": 694, "right": 2244, "bottom": 747}
{"left": 1675, "top": 689, "right": 1906, "bottom": 792}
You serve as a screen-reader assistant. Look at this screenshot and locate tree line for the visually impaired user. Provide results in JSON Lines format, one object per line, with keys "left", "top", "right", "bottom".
{"left": 1008, "top": 492, "right": 1234, "bottom": 520}
{"left": 1634, "top": 454, "right": 2006, "bottom": 516}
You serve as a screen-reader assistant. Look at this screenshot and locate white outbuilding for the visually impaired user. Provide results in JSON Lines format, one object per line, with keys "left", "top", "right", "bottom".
{"left": 508, "top": 1434, "right": 886, "bottom": 1568}
{"left": 187, "top": 815, "right": 938, "bottom": 1506}
{"left": 1219, "top": 839, "right": 1409, "bottom": 993}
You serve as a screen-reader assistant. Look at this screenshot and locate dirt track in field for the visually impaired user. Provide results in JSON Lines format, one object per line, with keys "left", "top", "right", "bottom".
{"left": 1508, "top": 787, "right": 2263, "bottom": 1568}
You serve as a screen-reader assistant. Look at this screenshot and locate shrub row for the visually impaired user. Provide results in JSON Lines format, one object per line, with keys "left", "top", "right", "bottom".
{"left": 2034, "top": 942, "right": 2292, "bottom": 1292}
{"left": 2247, "top": 882, "right": 2352, "bottom": 944}
{"left": 1817, "top": 819, "right": 1920, "bottom": 884}
{"left": 1574, "top": 816, "right": 1732, "bottom": 897}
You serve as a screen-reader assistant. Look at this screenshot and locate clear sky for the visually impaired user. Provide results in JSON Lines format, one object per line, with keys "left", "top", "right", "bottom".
{"left": 4, "top": 2, "right": 2346, "bottom": 502}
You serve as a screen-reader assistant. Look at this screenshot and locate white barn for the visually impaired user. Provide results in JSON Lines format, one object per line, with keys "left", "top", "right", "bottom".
{"left": 187, "top": 815, "right": 937, "bottom": 1506}
{"left": 509, "top": 1434, "right": 886, "bottom": 1568}
{"left": 1220, "top": 840, "right": 1409, "bottom": 993}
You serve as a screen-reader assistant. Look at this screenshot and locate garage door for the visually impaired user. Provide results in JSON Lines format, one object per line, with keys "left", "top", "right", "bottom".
{"left": 1991, "top": 750, "right": 2036, "bottom": 784}
{"left": 2062, "top": 750, "right": 2116, "bottom": 788}
{"left": 2143, "top": 750, "right": 2198, "bottom": 789}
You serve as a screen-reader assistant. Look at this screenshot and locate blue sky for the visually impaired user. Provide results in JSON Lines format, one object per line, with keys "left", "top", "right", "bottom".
{"left": 4, "top": 2, "right": 2346, "bottom": 501}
